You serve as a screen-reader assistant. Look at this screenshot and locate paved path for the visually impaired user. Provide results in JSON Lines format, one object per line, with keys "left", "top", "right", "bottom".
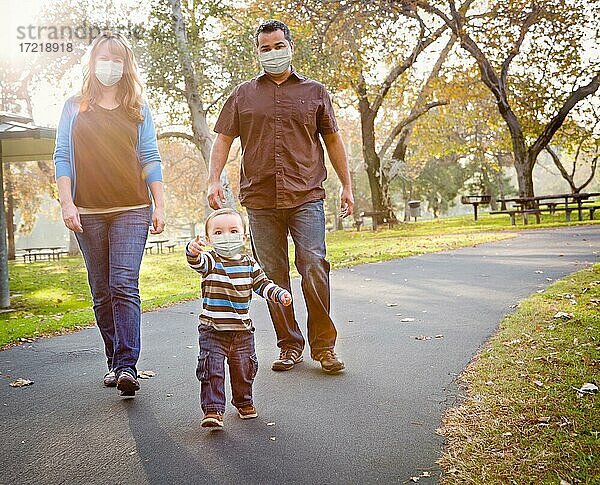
{"left": 1, "top": 226, "right": 598, "bottom": 484}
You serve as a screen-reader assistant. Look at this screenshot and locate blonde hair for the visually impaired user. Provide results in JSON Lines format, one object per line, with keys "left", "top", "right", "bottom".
{"left": 79, "top": 31, "right": 144, "bottom": 123}
{"left": 205, "top": 208, "right": 247, "bottom": 235}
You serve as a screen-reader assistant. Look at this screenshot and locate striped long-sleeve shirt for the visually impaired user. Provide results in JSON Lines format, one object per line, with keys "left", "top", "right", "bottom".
{"left": 186, "top": 249, "right": 287, "bottom": 331}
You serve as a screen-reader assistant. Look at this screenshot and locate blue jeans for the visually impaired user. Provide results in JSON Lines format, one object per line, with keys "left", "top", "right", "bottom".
{"left": 75, "top": 207, "right": 149, "bottom": 377}
{"left": 196, "top": 326, "right": 258, "bottom": 413}
{"left": 246, "top": 200, "right": 337, "bottom": 357}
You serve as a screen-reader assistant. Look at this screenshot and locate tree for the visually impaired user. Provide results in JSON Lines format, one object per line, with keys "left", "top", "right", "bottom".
{"left": 545, "top": 110, "right": 599, "bottom": 194}
{"left": 140, "top": 0, "right": 250, "bottom": 211}
{"left": 413, "top": 0, "right": 600, "bottom": 199}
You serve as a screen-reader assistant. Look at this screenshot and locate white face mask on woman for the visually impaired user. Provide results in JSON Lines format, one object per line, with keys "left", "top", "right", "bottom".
{"left": 259, "top": 47, "right": 292, "bottom": 75}
{"left": 95, "top": 60, "right": 123, "bottom": 86}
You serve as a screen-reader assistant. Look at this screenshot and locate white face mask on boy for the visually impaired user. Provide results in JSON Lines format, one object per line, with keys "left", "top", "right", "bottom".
{"left": 95, "top": 60, "right": 124, "bottom": 86}
{"left": 210, "top": 233, "right": 245, "bottom": 258}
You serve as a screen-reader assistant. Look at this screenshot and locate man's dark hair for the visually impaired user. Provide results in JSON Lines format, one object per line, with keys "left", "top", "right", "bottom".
{"left": 255, "top": 20, "right": 292, "bottom": 46}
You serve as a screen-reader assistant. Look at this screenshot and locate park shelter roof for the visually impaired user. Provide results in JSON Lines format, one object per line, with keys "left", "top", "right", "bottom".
{"left": 0, "top": 112, "right": 56, "bottom": 308}
{"left": 0, "top": 112, "right": 56, "bottom": 163}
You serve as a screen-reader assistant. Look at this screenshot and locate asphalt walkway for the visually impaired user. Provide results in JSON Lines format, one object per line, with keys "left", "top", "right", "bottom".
{"left": 1, "top": 226, "right": 598, "bottom": 484}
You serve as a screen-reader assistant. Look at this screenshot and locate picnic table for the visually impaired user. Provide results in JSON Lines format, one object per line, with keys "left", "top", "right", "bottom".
{"left": 494, "top": 192, "right": 600, "bottom": 224}
{"left": 146, "top": 238, "right": 177, "bottom": 254}
{"left": 17, "top": 246, "right": 67, "bottom": 262}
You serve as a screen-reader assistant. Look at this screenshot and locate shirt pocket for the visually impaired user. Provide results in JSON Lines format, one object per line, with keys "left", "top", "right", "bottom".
{"left": 292, "top": 99, "right": 319, "bottom": 125}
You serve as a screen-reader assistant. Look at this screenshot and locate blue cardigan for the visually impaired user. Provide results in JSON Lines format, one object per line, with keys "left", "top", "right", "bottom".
{"left": 53, "top": 96, "right": 163, "bottom": 199}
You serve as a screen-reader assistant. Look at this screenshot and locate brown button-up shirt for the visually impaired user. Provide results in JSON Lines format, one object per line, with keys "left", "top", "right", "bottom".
{"left": 214, "top": 70, "right": 339, "bottom": 209}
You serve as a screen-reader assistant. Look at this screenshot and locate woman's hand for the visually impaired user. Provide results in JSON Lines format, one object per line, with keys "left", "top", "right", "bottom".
{"left": 61, "top": 202, "right": 83, "bottom": 233}
{"left": 188, "top": 235, "right": 206, "bottom": 256}
{"left": 150, "top": 207, "right": 165, "bottom": 234}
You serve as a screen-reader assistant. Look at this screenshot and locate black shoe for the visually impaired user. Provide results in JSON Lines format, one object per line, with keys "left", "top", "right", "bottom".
{"left": 271, "top": 348, "right": 303, "bottom": 371}
{"left": 313, "top": 349, "right": 345, "bottom": 374}
{"left": 103, "top": 370, "right": 117, "bottom": 387}
{"left": 116, "top": 371, "right": 140, "bottom": 396}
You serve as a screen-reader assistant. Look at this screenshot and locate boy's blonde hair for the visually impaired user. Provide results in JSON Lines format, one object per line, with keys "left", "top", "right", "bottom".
{"left": 205, "top": 208, "right": 247, "bottom": 235}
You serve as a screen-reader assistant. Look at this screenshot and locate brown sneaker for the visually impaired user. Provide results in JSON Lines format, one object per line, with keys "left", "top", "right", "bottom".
{"left": 237, "top": 405, "right": 258, "bottom": 420}
{"left": 103, "top": 370, "right": 117, "bottom": 387}
{"left": 271, "top": 348, "right": 303, "bottom": 371}
{"left": 201, "top": 412, "right": 224, "bottom": 428}
{"left": 313, "top": 349, "right": 345, "bottom": 374}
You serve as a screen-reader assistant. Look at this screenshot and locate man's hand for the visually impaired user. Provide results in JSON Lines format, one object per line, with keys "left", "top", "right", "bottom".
{"left": 188, "top": 235, "right": 206, "bottom": 256}
{"left": 150, "top": 207, "right": 165, "bottom": 234}
{"left": 207, "top": 181, "right": 226, "bottom": 210}
{"left": 61, "top": 202, "right": 83, "bottom": 233}
{"left": 279, "top": 290, "right": 293, "bottom": 306}
{"left": 339, "top": 185, "right": 354, "bottom": 218}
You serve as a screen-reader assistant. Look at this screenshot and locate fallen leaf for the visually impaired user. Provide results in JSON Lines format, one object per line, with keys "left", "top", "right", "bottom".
{"left": 269, "top": 437, "right": 276, "bottom": 441}
{"left": 502, "top": 432, "right": 512, "bottom": 437}
{"left": 533, "top": 380, "right": 544, "bottom": 387}
{"left": 386, "top": 303, "right": 398, "bottom": 307}
{"left": 266, "top": 422, "right": 275, "bottom": 426}
{"left": 573, "top": 383, "right": 598, "bottom": 396}
{"left": 536, "top": 416, "right": 551, "bottom": 424}
{"left": 415, "top": 335, "right": 431, "bottom": 341}
{"left": 10, "top": 378, "right": 33, "bottom": 388}
{"left": 401, "top": 318, "right": 415, "bottom": 322}
{"left": 553, "top": 312, "right": 573, "bottom": 319}
{"left": 138, "top": 370, "right": 156, "bottom": 379}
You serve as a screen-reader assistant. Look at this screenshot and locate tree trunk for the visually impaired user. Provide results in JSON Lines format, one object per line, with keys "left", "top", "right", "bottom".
{"left": 68, "top": 231, "right": 80, "bottom": 257}
{"left": 360, "top": 108, "right": 394, "bottom": 223}
{"left": 5, "top": 166, "right": 15, "bottom": 260}
{"left": 169, "top": 0, "right": 234, "bottom": 212}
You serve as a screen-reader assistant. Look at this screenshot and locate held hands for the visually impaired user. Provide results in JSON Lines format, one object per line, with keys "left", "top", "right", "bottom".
{"left": 188, "top": 235, "right": 207, "bottom": 256}
{"left": 150, "top": 207, "right": 166, "bottom": 234}
{"left": 61, "top": 202, "right": 83, "bottom": 233}
{"left": 279, "top": 291, "right": 292, "bottom": 307}
{"left": 207, "top": 181, "right": 226, "bottom": 210}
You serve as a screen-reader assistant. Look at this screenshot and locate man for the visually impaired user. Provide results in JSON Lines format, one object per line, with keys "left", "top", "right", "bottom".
{"left": 207, "top": 20, "right": 354, "bottom": 374}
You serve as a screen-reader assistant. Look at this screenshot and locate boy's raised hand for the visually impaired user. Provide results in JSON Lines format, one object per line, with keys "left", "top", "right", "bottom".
{"left": 279, "top": 291, "right": 292, "bottom": 307}
{"left": 188, "top": 235, "right": 206, "bottom": 256}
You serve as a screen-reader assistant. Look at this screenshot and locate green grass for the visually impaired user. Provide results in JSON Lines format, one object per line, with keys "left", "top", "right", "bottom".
{"left": 2, "top": 212, "right": 597, "bottom": 348}
{"left": 438, "top": 263, "right": 600, "bottom": 484}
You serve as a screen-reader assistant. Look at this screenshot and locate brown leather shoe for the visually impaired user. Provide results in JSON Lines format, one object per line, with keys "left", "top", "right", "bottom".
{"left": 313, "top": 349, "right": 345, "bottom": 374}
{"left": 271, "top": 348, "right": 303, "bottom": 371}
{"left": 201, "top": 412, "right": 224, "bottom": 428}
{"left": 237, "top": 404, "right": 258, "bottom": 419}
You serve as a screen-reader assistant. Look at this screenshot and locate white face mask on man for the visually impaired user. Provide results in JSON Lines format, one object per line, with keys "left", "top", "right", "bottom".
{"left": 95, "top": 60, "right": 124, "bottom": 86}
{"left": 259, "top": 47, "right": 292, "bottom": 75}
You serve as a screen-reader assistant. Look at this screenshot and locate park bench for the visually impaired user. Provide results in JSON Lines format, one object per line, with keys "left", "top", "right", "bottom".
{"left": 165, "top": 242, "right": 177, "bottom": 253}
{"left": 537, "top": 202, "right": 600, "bottom": 221}
{"left": 144, "top": 244, "right": 154, "bottom": 255}
{"left": 358, "top": 211, "right": 397, "bottom": 230}
{"left": 489, "top": 208, "right": 541, "bottom": 225}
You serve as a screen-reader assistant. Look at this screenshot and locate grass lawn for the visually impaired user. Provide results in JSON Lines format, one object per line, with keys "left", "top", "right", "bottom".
{"left": 2, "top": 212, "right": 597, "bottom": 348}
{"left": 438, "top": 263, "right": 600, "bottom": 484}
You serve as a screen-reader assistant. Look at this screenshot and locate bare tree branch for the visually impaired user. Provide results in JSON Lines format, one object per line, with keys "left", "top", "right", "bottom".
{"left": 500, "top": 5, "right": 540, "bottom": 93}
{"left": 157, "top": 131, "right": 195, "bottom": 143}
{"left": 529, "top": 73, "right": 600, "bottom": 164}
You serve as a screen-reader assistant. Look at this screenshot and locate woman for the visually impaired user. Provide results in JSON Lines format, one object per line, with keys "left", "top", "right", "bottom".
{"left": 53, "top": 31, "right": 165, "bottom": 397}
